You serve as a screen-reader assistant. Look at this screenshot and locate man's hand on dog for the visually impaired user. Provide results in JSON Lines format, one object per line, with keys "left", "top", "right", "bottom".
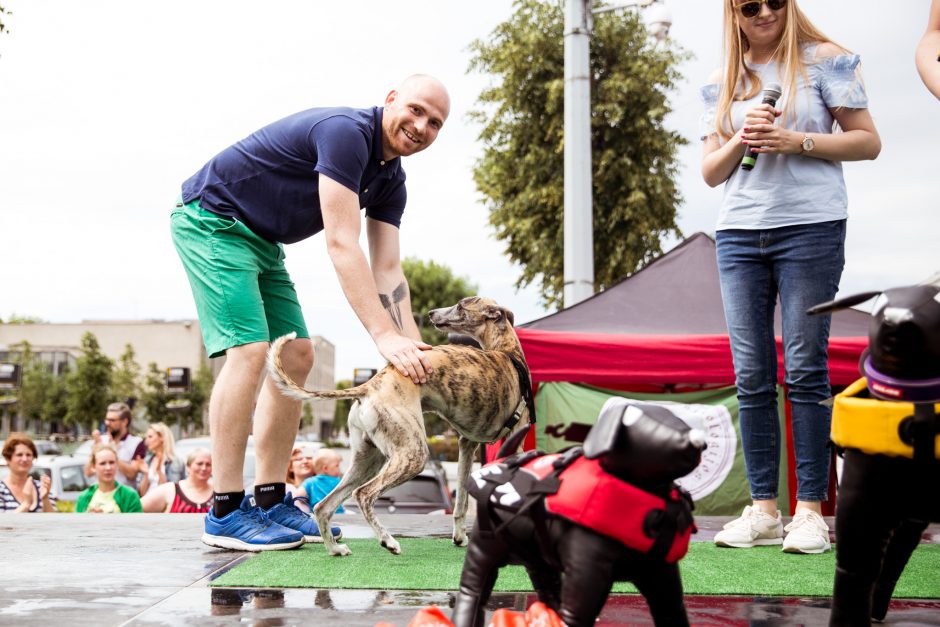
{"left": 377, "top": 332, "right": 433, "bottom": 384}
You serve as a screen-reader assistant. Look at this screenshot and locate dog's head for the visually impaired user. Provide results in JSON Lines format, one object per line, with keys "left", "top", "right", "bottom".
{"left": 583, "top": 398, "right": 705, "bottom": 492}
{"left": 428, "top": 297, "right": 515, "bottom": 346}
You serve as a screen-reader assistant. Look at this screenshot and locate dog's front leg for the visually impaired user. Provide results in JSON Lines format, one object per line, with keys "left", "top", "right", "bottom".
{"left": 452, "top": 436, "right": 479, "bottom": 547}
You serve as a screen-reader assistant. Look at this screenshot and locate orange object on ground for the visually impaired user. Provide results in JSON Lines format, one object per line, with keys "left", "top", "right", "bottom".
{"left": 488, "top": 608, "right": 528, "bottom": 627}
{"left": 524, "top": 602, "right": 564, "bottom": 626}
{"left": 375, "top": 602, "right": 563, "bottom": 627}
{"left": 374, "top": 605, "right": 455, "bottom": 627}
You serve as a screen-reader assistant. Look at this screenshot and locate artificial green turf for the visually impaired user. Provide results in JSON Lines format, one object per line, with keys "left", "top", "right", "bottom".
{"left": 211, "top": 538, "right": 940, "bottom": 598}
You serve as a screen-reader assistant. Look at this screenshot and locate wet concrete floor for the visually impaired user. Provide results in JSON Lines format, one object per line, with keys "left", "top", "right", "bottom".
{"left": 0, "top": 514, "right": 937, "bottom": 626}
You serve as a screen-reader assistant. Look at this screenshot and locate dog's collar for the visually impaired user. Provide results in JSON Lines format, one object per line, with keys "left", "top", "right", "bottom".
{"left": 498, "top": 354, "right": 535, "bottom": 441}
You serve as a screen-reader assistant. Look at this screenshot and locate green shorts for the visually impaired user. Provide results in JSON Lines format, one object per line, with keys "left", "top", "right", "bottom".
{"left": 170, "top": 198, "right": 309, "bottom": 358}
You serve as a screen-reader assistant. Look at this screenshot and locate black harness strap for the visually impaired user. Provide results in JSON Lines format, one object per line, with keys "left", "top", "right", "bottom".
{"left": 497, "top": 353, "right": 535, "bottom": 441}
{"left": 509, "top": 353, "right": 536, "bottom": 423}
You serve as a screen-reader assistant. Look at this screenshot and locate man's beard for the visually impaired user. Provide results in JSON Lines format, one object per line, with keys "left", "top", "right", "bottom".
{"left": 109, "top": 427, "right": 122, "bottom": 439}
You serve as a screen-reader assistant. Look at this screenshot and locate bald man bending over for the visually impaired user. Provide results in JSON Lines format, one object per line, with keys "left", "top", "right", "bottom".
{"left": 171, "top": 75, "right": 450, "bottom": 551}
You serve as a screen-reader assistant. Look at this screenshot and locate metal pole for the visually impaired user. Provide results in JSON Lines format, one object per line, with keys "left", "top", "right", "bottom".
{"left": 563, "top": 0, "right": 594, "bottom": 308}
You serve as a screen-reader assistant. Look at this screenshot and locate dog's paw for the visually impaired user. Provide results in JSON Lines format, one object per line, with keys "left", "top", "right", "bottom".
{"left": 329, "top": 543, "right": 352, "bottom": 557}
{"left": 380, "top": 537, "right": 402, "bottom": 555}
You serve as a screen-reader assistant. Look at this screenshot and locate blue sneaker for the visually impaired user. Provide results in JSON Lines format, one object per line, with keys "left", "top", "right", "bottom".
{"left": 202, "top": 495, "right": 305, "bottom": 552}
{"left": 265, "top": 493, "right": 343, "bottom": 544}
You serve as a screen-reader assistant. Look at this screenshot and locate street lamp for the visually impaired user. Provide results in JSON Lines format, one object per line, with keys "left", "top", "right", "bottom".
{"left": 562, "top": 0, "right": 672, "bottom": 308}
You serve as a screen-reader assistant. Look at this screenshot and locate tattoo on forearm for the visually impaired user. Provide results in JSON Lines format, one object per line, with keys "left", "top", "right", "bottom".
{"left": 379, "top": 281, "right": 408, "bottom": 331}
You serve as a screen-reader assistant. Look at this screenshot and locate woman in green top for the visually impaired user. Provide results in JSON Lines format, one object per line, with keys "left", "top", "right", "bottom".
{"left": 76, "top": 443, "right": 142, "bottom": 513}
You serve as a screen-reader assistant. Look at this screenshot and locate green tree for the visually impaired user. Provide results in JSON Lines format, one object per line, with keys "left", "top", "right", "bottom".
{"left": 2, "top": 314, "right": 44, "bottom": 324}
{"left": 4, "top": 341, "right": 68, "bottom": 433}
{"left": 111, "top": 344, "right": 142, "bottom": 406}
{"left": 183, "top": 364, "right": 213, "bottom": 433}
{"left": 468, "top": 0, "right": 687, "bottom": 308}
{"left": 64, "top": 333, "right": 114, "bottom": 431}
{"left": 140, "top": 362, "right": 175, "bottom": 425}
{"left": 139, "top": 362, "right": 213, "bottom": 433}
{"left": 402, "top": 257, "right": 478, "bottom": 345}
{"left": 42, "top": 375, "right": 68, "bottom": 432}
{"left": 9, "top": 342, "right": 39, "bottom": 430}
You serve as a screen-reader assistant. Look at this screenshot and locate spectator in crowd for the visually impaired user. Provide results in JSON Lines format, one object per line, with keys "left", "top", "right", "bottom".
{"left": 141, "top": 448, "right": 213, "bottom": 513}
{"left": 92, "top": 402, "right": 147, "bottom": 490}
{"left": 286, "top": 444, "right": 317, "bottom": 493}
{"left": 301, "top": 449, "right": 345, "bottom": 514}
{"left": 77, "top": 443, "right": 143, "bottom": 513}
{"left": 138, "top": 422, "right": 186, "bottom": 496}
{"left": 0, "top": 433, "right": 55, "bottom": 512}
{"left": 917, "top": 0, "right": 940, "bottom": 99}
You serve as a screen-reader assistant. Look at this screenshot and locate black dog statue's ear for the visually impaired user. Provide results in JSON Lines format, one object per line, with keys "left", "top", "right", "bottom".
{"left": 497, "top": 424, "right": 531, "bottom": 458}
{"left": 583, "top": 397, "right": 624, "bottom": 459}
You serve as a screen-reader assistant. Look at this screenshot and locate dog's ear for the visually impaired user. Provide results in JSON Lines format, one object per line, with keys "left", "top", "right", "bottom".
{"left": 483, "top": 305, "right": 515, "bottom": 326}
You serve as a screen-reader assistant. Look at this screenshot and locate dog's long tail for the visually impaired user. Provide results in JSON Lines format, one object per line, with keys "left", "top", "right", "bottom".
{"left": 267, "top": 333, "right": 371, "bottom": 402}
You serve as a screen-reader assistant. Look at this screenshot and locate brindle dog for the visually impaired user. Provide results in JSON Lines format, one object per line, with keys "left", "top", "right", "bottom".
{"left": 266, "top": 296, "right": 530, "bottom": 556}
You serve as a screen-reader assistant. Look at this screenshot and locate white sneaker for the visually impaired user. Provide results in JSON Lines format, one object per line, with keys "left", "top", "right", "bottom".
{"left": 782, "top": 510, "right": 831, "bottom": 554}
{"left": 714, "top": 506, "right": 784, "bottom": 548}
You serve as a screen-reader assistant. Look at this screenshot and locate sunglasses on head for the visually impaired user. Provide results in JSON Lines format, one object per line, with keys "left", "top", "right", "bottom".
{"left": 735, "top": 0, "right": 786, "bottom": 19}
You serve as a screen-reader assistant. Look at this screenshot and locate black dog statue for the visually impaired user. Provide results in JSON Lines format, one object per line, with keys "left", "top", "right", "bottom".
{"left": 810, "top": 283, "right": 940, "bottom": 626}
{"left": 451, "top": 397, "right": 706, "bottom": 627}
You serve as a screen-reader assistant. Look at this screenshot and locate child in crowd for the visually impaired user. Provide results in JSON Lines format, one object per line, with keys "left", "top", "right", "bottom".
{"left": 301, "top": 449, "right": 345, "bottom": 514}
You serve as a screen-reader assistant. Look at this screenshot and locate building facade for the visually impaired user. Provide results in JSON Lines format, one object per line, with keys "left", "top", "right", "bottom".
{"left": 0, "top": 320, "right": 335, "bottom": 438}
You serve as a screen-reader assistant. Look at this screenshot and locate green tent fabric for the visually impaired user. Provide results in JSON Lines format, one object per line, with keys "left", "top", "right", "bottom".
{"left": 534, "top": 382, "right": 790, "bottom": 516}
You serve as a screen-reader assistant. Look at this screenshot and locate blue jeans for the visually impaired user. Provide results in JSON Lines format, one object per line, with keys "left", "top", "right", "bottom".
{"left": 716, "top": 220, "right": 846, "bottom": 503}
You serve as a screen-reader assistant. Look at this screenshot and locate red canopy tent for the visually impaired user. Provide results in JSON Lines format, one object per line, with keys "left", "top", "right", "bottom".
{"left": 515, "top": 232, "right": 870, "bottom": 513}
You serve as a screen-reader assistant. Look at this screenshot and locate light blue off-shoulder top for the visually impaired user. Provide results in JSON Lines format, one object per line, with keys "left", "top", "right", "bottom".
{"left": 699, "top": 45, "right": 869, "bottom": 230}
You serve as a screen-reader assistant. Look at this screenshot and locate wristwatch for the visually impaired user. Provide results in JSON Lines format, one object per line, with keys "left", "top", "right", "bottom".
{"left": 800, "top": 135, "right": 816, "bottom": 154}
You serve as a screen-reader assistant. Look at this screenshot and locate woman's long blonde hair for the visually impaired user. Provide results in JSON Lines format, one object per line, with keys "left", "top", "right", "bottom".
{"left": 148, "top": 422, "right": 177, "bottom": 462}
{"left": 715, "top": 0, "right": 845, "bottom": 140}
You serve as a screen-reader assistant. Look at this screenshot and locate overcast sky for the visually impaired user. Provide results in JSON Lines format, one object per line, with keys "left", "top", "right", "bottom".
{"left": 1, "top": 1, "right": 936, "bottom": 381}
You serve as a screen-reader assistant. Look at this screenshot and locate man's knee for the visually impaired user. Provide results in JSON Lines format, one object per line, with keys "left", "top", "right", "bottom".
{"left": 278, "top": 337, "right": 315, "bottom": 378}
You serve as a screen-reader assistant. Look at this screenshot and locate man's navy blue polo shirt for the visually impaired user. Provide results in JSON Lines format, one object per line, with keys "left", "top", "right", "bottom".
{"left": 182, "top": 106, "right": 406, "bottom": 245}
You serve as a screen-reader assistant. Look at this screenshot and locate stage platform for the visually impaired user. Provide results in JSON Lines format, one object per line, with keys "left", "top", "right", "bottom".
{"left": 1, "top": 514, "right": 937, "bottom": 626}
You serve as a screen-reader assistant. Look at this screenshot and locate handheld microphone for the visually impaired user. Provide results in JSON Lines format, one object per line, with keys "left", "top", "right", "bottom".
{"left": 740, "top": 82, "right": 783, "bottom": 171}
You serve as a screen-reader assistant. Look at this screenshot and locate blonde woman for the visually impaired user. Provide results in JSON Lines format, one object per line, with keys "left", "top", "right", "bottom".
{"left": 139, "top": 423, "right": 185, "bottom": 496}
{"left": 77, "top": 443, "right": 143, "bottom": 513}
{"left": 701, "top": 0, "right": 880, "bottom": 554}
{"left": 141, "top": 448, "right": 213, "bottom": 513}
